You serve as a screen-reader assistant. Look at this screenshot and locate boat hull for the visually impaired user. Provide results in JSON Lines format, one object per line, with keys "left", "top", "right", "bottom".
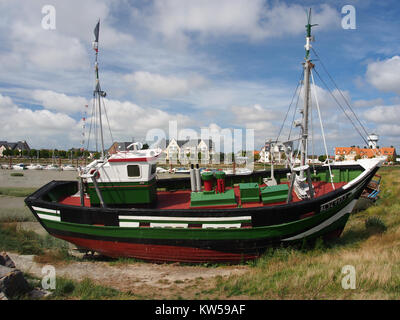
{"left": 25, "top": 164, "right": 379, "bottom": 263}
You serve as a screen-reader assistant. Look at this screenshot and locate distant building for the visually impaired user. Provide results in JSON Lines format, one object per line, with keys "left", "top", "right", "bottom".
{"left": 335, "top": 146, "right": 396, "bottom": 161}
{"left": 259, "top": 141, "right": 293, "bottom": 164}
{"left": 0, "top": 140, "right": 30, "bottom": 157}
{"left": 367, "top": 133, "right": 379, "bottom": 149}
{"left": 153, "top": 138, "right": 214, "bottom": 163}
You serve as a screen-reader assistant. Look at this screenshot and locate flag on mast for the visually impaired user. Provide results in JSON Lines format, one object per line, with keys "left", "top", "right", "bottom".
{"left": 94, "top": 19, "right": 100, "bottom": 42}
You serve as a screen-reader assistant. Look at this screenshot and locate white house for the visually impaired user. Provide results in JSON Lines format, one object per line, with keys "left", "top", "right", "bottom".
{"left": 259, "top": 141, "right": 293, "bottom": 164}
{"left": 162, "top": 138, "right": 214, "bottom": 163}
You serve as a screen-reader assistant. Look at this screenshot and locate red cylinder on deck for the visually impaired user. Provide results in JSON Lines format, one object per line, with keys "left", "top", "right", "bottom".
{"left": 215, "top": 171, "right": 226, "bottom": 193}
{"left": 201, "top": 171, "right": 214, "bottom": 192}
{"left": 204, "top": 180, "right": 213, "bottom": 192}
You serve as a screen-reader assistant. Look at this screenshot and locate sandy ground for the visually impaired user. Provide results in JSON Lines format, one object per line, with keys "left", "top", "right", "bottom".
{"left": 8, "top": 252, "right": 248, "bottom": 298}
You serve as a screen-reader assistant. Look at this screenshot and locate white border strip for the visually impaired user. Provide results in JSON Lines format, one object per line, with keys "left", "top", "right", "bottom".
{"left": 203, "top": 223, "right": 242, "bottom": 229}
{"left": 119, "top": 221, "right": 140, "bottom": 228}
{"left": 282, "top": 199, "right": 357, "bottom": 241}
{"left": 118, "top": 215, "right": 251, "bottom": 222}
{"left": 150, "top": 223, "right": 188, "bottom": 228}
{"left": 32, "top": 206, "right": 60, "bottom": 214}
{"left": 37, "top": 213, "right": 61, "bottom": 222}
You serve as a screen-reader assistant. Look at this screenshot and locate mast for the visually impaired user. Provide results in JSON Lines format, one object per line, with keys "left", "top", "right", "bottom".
{"left": 92, "top": 19, "right": 106, "bottom": 160}
{"left": 300, "top": 9, "right": 317, "bottom": 178}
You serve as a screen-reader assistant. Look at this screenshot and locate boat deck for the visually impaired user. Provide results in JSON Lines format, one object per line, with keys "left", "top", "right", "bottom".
{"left": 58, "top": 181, "right": 347, "bottom": 209}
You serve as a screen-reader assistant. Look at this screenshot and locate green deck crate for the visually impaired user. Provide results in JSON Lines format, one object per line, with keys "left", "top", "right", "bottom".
{"left": 190, "top": 189, "right": 236, "bottom": 207}
{"left": 260, "top": 184, "right": 289, "bottom": 204}
{"left": 238, "top": 183, "right": 260, "bottom": 203}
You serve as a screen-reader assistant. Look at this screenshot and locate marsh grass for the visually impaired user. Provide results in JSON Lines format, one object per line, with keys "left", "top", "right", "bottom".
{"left": 209, "top": 166, "right": 400, "bottom": 300}
{"left": 0, "top": 207, "right": 35, "bottom": 222}
{"left": 23, "top": 275, "right": 135, "bottom": 300}
{"left": 0, "top": 187, "right": 37, "bottom": 197}
{"left": 50, "top": 277, "right": 135, "bottom": 300}
{"left": 0, "top": 223, "right": 71, "bottom": 261}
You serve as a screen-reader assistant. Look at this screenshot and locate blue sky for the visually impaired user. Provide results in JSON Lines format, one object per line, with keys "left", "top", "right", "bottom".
{"left": 0, "top": 0, "right": 399, "bottom": 155}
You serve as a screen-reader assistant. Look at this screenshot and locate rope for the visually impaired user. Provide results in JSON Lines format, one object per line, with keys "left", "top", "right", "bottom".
{"left": 312, "top": 48, "right": 370, "bottom": 140}
{"left": 276, "top": 70, "right": 304, "bottom": 143}
{"left": 313, "top": 68, "right": 370, "bottom": 147}
{"left": 101, "top": 97, "right": 114, "bottom": 147}
{"left": 288, "top": 79, "right": 303, "bottom": 141}
{"left": 311, "top": 70, "right": 335, "bottom": 190}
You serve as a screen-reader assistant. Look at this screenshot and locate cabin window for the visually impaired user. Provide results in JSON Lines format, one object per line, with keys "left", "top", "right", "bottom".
{"left": 127, "top": 165, "right": 140, "bottom": 177}
{"left": 151, "top": 164, "right": 157, "bottom": 175}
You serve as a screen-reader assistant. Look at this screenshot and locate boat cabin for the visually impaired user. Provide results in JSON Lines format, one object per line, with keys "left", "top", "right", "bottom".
{"left": 81, "top": 147, "right": 160, "bottom": 206}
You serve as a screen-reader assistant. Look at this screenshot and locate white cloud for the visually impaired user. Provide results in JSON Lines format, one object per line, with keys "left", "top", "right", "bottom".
{"left": 124, "top": 71, "right": 207, "bottom": 98}
{"left": 366, "top": 56, "right": 400, "bottom": 95}
{"left": 353, "top": 98, "right": 385, "bottom": 108}
{"left": 0, "top": 93, "right": 79, "bottom": 148}
{"left": 31, "top": 90, "right": 88, "bottom": 114}
{"left": 145, "top": 1, "right": 339, "bottom": 43}
{"left": 363, "top": 104, "right": 400, "bottom": 125}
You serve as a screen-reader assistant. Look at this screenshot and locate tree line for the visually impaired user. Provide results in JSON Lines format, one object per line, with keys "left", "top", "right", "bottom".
{"left": 2, "top": 148, "right": 100, "bottom": 159}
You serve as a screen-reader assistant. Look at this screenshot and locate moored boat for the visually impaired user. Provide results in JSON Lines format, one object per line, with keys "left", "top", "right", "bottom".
{"left": 25, "top": 14, "right": 383, "bottom": 263}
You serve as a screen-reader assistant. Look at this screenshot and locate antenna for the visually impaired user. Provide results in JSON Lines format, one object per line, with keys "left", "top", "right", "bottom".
{"left": 304, "top": 8, "right": 318, "bottom": 60}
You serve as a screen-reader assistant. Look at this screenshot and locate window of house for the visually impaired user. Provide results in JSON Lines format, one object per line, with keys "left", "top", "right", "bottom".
{"left": 127, "top": 165, "right": 140, "bottom": 177}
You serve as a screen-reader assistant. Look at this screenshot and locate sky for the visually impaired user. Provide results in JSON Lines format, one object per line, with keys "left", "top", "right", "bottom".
{"left": 0, "top": 0, "right": 399, "bottom": 155}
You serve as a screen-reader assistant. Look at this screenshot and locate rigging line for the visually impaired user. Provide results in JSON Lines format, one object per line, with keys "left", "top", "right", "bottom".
{"left": 275, "top": 70, "right": 304, "bottom": 143}
{"left": 311, "top": 48, "right": 370, "bottom": 138}
{"left": 288, "top": 79, "right": 303, "bottom": 141}
{"left": 86, "top": 95, "right": 96, "bottom": 152}
{"left": 311, "top": 69, "right": 335, "bottom": 190}
{"left": 101, "top": 97, "right": 114, "bottom": 146}
{"left": 313, "top": 68, "right": 370, "bottom": 147}
{"left": 310, "top": 94, "right": 316, "bottom": 173}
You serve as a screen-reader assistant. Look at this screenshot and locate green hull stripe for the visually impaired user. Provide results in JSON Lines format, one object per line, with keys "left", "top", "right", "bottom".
{"left": 42, "top": 192, "right": 355, "bottom": 241}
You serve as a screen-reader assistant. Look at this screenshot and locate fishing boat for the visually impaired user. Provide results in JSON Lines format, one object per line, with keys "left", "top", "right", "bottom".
{"left": 25, "top": 14, "right": 383, "bottom": 263}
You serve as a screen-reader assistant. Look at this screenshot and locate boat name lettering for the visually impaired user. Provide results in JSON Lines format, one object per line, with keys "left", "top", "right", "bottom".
{"left": 320, "top": 192, "right": 351, "bottom": 212}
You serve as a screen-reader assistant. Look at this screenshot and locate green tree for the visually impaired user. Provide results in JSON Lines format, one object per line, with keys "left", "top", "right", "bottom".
{"left": 318, "top": 155, "right": 327, "bottom": 162}
{"left": 40, "top": 149, "right": 50, "bottom": 158}
{"left": 3, "top": 148, "right": 12, "bottom": 157}
{"left": 93, "top": 152, "right": 101, "bottom": 159}
{"left": 29, "top": 149, "right": 37, "bottom": 158}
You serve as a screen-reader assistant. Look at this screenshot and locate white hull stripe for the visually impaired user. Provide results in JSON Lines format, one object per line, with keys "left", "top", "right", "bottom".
{"left": 119, "top": 221, "right": 242, "bottom": 229}
{"left": 203, "top": 223, "right": 242, "bottom": 229}
{"left": 282, "top": 199, "right": 358, "bottom": 241}
{"left": 118, "top": 215, "right": 251, "bottom": 222}
{"left": 119, "top": 222, "right": 140, "bottom": 228}
{"left": 37, "top": 213, "right": 61, "bottom": 222}
{"left": 32, "top": 206, "right": 60, "bottom": 214}
{"left": 150, "top": 223, "right": 188, "bottom": 228}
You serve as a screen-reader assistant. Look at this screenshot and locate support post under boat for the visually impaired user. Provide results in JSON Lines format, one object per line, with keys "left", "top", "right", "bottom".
{"left": 79, "top": 177, "right": 85, "bottom": 207}
{"left": 306, "top": 166, "right": 315, "bottom": 198}
{"left": 92, "top": 175, "right": 106, "bottom": 208}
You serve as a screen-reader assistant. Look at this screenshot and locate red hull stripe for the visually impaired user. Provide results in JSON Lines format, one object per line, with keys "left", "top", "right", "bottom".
{"left": 57, "top": 234, "right": 257, "bottom": 263}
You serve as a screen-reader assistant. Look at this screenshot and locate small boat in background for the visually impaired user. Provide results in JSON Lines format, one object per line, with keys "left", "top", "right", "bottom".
{"left": 12, "top": 163, "right": 25, "bottom": 170}
{"left": 44, "top": 164, "right": 59, "bottom": 171}
{"left": 156, "top": 167, "right": 168, "bottom": 173}
{"left": 175, "top": 167, "right": 191, "bottom": 174}
{"left": 62, "top": 165, "right": 77, "bottom": 171}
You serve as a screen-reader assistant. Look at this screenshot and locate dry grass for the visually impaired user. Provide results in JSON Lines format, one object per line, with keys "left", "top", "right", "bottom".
{"left": 200, "top": 166, "right": 400, "bottom": 300}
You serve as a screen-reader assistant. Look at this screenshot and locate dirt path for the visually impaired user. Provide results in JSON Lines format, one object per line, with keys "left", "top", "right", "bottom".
{"left": 8, "top": 253, "right": 249, "bottom": 299}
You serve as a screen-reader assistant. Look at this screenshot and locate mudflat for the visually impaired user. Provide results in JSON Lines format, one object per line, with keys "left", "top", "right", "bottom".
{"left": 0, "top": 169, "right": 78, "bottom": 188}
